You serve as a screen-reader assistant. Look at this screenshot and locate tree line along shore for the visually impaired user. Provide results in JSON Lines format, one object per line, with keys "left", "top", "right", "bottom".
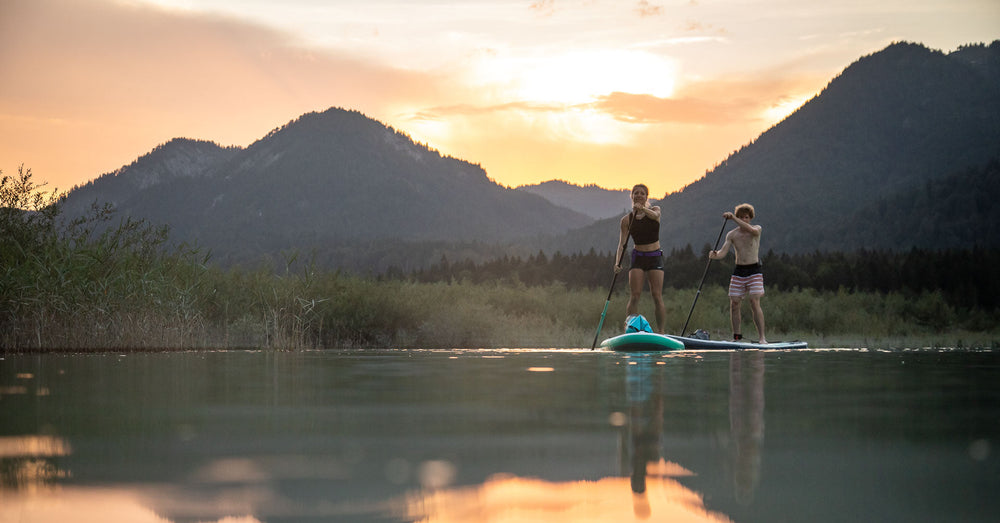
{"left": 3, "top": 167, "right": 998, "bottom": 351}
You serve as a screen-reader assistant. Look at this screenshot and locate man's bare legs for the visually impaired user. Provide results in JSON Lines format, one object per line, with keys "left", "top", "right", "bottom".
{"left": 748, "top": 296, "right": 766, "bottom": 344}
{"left": 729, "top": 296, "right": 743, "bottom": 340}
{"left": 730, "top": 295, "right": 767, "bottom": 343}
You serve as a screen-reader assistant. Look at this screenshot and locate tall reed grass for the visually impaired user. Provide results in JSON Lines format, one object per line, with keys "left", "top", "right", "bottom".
{"left": 7, "top": 269, "right": 999, "bottom": 350}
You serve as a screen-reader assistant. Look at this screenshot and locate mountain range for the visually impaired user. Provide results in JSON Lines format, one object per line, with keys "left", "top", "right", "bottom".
{"left": 60, "top": 40, "right": 1000, "bottom": 271}
{"left": 552, "top": 40, "right": 1000, "bottom": 255}
{"left": 62, "top": 109, "right": 592, "bottom": 269}
{"left": 515, "top": 180, "right": 630, "bottom": 220}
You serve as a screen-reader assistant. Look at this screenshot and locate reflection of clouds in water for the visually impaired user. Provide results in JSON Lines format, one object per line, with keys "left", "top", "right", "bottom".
{"left": 399, "top": 471, "right": 732, "bottom": 523}
{"left": 1, "top": 445, "right": 467, "bottom": 522}
{"left": 418, "top": 459, "right": 458, "bottom": 490}
{"left": 0, "top": 436, "right": 73, "bottom": 492}
{"left": 0, "top": 487, "right": 264, "bottom": 523}
{"left": 193, "top": 458, "right": 270, "bottom": 483}
{"left": 0, "top": 468, "right": 731, "bottom": 523}
{"left": 0, "top": 435, "right": 72, "bottom": 459}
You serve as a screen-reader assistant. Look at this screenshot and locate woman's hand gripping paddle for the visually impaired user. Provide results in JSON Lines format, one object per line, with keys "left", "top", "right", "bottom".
{"left": 679, "top": 217, "right": 728, "bottom": 337}
{"left": 591, "top": 213, "right": 635, "bottom": 350}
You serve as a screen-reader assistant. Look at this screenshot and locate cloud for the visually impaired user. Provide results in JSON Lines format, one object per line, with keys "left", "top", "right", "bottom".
{"left": 529, "top": 0, "right": 556, "bottom": 16}
{"left": 406, "top": 87, "right": 766, "bottom": 128}
{"left": 406, "top": 101, "right": 571, "bottom": 121}
{"left": 681, "top": 20, "right": 728, "bottom": 35}
{"left": 0, "top": 0, "right": 448, "bottom": 186}
{"left": 636, "top": 1, "right": 664, "bottom": 18}
{"left": 591, "top": 73, "right": 815, "bottom": 126}
{"left": 0, "top": 0, "right": 441, "bottom": 119}
{"left": 592, "top": 92, "right": 754, "bottom": 125}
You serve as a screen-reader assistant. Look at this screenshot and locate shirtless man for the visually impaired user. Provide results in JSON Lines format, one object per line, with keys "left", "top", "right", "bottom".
{"left": 709, "top": 204, "right": 767, "bottom": 344}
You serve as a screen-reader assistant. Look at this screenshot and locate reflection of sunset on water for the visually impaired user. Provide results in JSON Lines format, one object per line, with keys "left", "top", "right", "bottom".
{"left": 0, "top": 435, "right": 72, "bottom": 494}
{"left": 0, "top": 487, "right": 264, "bottom": 523}
{"left": 400, "top": 466, "right": 732, "bottom": 523}
{"left": 4, "top": 350, "right": 997, "bottom": 522}
{"left": 0, "top": 433, "right": 726, "bottom": 522}
{"left": 0, "top": 466, "right": 728, "bottom": 523}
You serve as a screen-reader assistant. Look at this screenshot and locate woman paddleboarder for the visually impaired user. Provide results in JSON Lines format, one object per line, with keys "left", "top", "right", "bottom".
{"left": 614, "top": 184, "right": 666, "bottom": 334}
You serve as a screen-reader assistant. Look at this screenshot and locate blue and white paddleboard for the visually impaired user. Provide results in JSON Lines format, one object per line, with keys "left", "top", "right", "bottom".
{"left": 665, "top": 335, "right": 808, "bottom": 350}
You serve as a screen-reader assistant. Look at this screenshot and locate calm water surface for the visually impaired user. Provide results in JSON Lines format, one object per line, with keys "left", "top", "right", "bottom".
{"left": 1, "top": 348, "right": 998, "bottom": 522}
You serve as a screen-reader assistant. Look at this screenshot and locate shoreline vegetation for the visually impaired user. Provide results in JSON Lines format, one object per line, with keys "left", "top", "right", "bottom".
{"left": 3, "top": 167, "right": 999, "bottom": 352}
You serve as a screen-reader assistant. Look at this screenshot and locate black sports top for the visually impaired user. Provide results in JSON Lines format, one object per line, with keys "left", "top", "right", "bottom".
{"left": 629, "top": 214, "right": 660, "bottom": 245}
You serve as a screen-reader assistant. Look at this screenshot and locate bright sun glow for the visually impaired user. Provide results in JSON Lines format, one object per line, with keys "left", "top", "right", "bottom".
{"left": 514, "top": 50, "right": 677, "bottom": 104}
{"left": 401, "top": 115, "right": 453, "bottom": 149}
{"left": 762, "top": 94, "right": 812, "bottom": 124}
{"left": 448, "top": 49, "right": 677, "bottom": 146}
{"left": 131, "top": 0, "right": 199, "bottom": 11}
{"left": 541, "top": 107, "right": 638, "bottom": 145}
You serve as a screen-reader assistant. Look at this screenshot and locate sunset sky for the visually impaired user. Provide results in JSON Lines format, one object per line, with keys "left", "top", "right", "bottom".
{"left": 2, "top": 0, "right": 997, "bottom": 198}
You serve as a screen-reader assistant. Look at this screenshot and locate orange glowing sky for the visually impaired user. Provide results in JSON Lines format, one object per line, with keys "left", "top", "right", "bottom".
{"left": 1, "top": 0, "right": 998, "bottom": 197}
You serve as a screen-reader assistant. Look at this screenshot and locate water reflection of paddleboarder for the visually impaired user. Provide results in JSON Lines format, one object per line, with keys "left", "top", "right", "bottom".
{"left": 623, "top": 354, "right": 662, "bottom": 518}
{"left": 617, "top": 353, "right": 764, "bottom": 519}
{"left": 729, "top": 351, "right": 765, "bottom": 504}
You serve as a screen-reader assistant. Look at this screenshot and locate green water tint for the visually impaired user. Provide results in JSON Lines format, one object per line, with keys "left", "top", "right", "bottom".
{"left": 2, "top": 349, "right": 998, "bottom": 522}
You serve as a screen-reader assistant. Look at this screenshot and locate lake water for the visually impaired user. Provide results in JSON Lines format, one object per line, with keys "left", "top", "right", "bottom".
{"left": 1, "top": 348, "right": 998, "bottom": 523}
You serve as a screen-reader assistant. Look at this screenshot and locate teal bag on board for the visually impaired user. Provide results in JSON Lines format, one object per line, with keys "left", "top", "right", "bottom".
{"left": 625, "top": 314, "right": 653, "bottom": 333}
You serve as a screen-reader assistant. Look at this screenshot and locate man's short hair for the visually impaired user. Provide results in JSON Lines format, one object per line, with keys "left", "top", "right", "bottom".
{"left": 734, "top": 203, "right": 755, "bottom": 219}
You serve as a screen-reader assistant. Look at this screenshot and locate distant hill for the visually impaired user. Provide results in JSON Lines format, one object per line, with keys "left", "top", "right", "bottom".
{"left": 515, "top": 180, "right": 630, "bottom": 220}
{"left": 549, "top": 41, "right": 1000, "bottom": 256}
{"left": 62, "top": 108, "right": 590, "bottom": 269}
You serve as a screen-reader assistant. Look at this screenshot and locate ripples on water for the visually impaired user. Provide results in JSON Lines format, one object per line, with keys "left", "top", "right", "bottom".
{"left": 1, "top": 347, "right": 998, "bottom": 522}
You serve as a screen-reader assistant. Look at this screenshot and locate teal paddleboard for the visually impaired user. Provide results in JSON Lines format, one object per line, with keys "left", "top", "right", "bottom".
{"left": 600, "top": 332, "right": 685, "bottom": 352}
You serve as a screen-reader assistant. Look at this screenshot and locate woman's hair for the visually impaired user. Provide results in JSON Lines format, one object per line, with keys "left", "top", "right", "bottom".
{"left": 734, "top": 203, "right": 755, "bottom": 219}
{"left": 632, "top": 184, "right": 649, "bottom": 196}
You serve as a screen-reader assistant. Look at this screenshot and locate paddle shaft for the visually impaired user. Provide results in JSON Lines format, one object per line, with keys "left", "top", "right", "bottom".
{"left": 680, "top": 217, "right": 728, "bottom": 337}
{"left": 591, "top": 212, "right": 635, "bottom": 350}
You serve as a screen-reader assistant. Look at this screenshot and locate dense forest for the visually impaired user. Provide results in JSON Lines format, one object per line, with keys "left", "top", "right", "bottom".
{"left": 402, "top": 245, "right": 1000, "bottom": 312}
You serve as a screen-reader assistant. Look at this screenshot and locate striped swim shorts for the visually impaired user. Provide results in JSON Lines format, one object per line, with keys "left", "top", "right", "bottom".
{"left": 729, "top": 263, "right": 764, "bottom": 298}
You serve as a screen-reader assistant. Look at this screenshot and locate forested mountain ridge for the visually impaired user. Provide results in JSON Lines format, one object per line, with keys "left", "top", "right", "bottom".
{"left": 550, "top": 41, "right": 1000, "bottom": 255}
{"left": 61, "top": 108, "right": 591, "bottom": 268}
{"left": 515, "top": 180, "right": 631, "bottom": 220}
{"left": 829, "top": 156, "right": 1000, "bottom": 250}
{"left": 62, "top": 139, "right": 240, "bottom": 214}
